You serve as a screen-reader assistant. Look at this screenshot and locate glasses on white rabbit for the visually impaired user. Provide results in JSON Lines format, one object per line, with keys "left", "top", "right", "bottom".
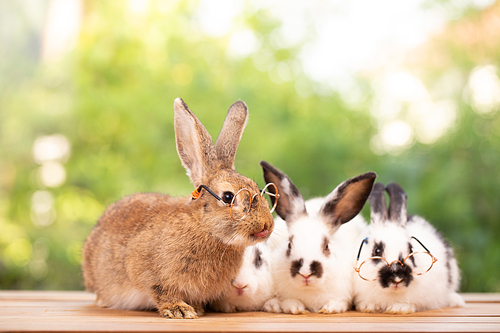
{"left": 191, "top": 183, "right": 279, "bottom": 221}
{"left": 354, "top": 236, "right": 438, "bottom": 282}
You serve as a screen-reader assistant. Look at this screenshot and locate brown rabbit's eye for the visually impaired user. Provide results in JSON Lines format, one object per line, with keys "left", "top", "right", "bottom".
{"left": 222, "top": 192, "right": 234, "bottom": 204}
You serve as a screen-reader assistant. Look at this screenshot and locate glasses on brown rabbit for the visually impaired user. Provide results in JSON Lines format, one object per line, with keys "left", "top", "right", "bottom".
{"left": 354, "top": 236, "right": 438, "bottom": 282}
{"left": 192, "top": 183, "right": 279, "bottom": 221}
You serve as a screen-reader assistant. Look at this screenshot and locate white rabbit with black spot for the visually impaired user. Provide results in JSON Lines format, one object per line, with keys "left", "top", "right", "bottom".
{"left": 352, "top": 182, "right": 465, "bottom": 314}
{"left": 210, "top": 242, "right": 274, "bottom": 312}
{"left": 260, "top": 161, "right": 376, "bottom": 314}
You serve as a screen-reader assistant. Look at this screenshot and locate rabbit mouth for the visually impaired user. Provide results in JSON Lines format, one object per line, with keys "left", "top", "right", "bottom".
{"left": 302, "top": 277, "right": 313, "bottom": 286}
{"left": 296, "top": 275, "right": 317, "bottom": 287}
{"left": 390, "top": 279, "right": 405, "bottom": 290}
{"left": 248, "top": 227, "right": 272, "bottom": 243}
{"left": 252, "top": 229, "right": 269, "bottom": 238}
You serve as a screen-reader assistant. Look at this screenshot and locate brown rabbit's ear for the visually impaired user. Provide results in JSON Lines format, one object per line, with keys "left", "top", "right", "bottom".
{"left": 174, "top": 98, "right": 217, "bottom": 186}
{"left": 215, "top": 100, "right": 248, "bottom": 169}
{"left": 260, "top": 161, "right": 306, "bottom": 224}
{"left": 320, "top": 172, "right": 377, "bottom": 234}
{"left": 368, "top": 182, "right": 388, "bottom": 224}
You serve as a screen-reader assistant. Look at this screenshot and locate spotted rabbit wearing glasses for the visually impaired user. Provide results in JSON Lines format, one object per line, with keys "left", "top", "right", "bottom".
{"left": 352, "top": 182, "right": 464, "bottom": 314}
{"left": 82, "top": 99, "right": 276, "bottom": 319}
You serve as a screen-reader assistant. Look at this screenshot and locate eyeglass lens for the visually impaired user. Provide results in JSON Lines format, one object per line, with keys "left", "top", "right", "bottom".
{"left": 228, "top": 183, "right": 279, "bottom": 221}
{"left": 229, "top": 189, "right": 254, "bottom": 221}
{"left": 261, "top": 183, "right": 279, "bottom": 213}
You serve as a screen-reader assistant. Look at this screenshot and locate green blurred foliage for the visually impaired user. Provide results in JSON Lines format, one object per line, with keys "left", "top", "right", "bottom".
{"left": 0, "top": 1, "right": 499, "bottom": 292}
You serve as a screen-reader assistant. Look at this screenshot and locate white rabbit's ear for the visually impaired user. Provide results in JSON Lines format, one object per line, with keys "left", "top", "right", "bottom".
{"left": 215, "top": 101, "right": 248, "bottom": 170}
{"left": 386, "top": 182, "right": 407, "bottom": 226}
{"left": 320, "top": 172, "right": 376, "bottom": 234}
{"left": 368, "top": 182, "right": 388, "bottom": 224}
{"left": 260, "top": 161, "right": 306, "bottom": 223}
{"left": 174, "top": 98, "right": 217, "bottom": 186}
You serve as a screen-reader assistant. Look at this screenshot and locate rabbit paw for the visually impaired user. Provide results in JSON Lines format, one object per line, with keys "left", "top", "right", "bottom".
{"left": 263, "top": 298, "right": 282, "bottom": 313}
{"left": 159, "top": 302, "right": 199, "bottom": 319}
{"left": 281, "top": 299, "right": 309, "bottom": 315}
{"left": 384, "top": 303, "right": 416, "bottom": 314}
{"left": 318, "top": 300, "right": 349, "bottom": 314}
{"left": 356, "top": 302, "right": 381, "bottom": 313}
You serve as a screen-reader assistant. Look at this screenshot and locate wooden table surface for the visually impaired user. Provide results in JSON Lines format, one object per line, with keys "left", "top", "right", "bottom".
{"left": 1, "top": 291, "right": 499, "bottom": 332}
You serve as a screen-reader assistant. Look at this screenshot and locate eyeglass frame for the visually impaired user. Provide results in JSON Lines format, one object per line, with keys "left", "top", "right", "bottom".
{"left": 191, "top": 183, "right": 279, "bottom": 221}
{"left": 353, "top": 236, "right": 438, "bottom": 282}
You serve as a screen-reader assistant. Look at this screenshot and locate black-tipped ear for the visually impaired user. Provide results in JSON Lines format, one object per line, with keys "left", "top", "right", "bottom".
{"left": 260, "top": 161, "right": 306, "bottom": 222}
{"left": 368, "top": 182, "right": 388, "bottom": 224}
{"left": 320, "top": 172, "right": 377, "bottom": 233}
{"left": 386, "top": 182, "right": 407, "bottom": 226}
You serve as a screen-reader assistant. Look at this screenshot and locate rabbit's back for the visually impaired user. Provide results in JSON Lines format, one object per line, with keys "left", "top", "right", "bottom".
{"left": 406, "top": 216, "right": 462, "bottom": 294}
{"left": 82, "top": 193, "right": 182, "bottom": 292}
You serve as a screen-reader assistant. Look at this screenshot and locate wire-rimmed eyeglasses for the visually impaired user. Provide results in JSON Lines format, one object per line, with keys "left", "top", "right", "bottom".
{"left": 191, "top": 183, "right": 279, "bottom": 221}
{"left": 354, "top": 236, "right": 438, "bottom": 282}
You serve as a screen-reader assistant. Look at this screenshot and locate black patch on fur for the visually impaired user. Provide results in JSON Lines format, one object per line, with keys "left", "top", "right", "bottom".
{"left": 428, "top": 223, "right": 454, "bottom": 286}
{"left": 290, "top": 258, "right": 303, "bottom": 278}
{"left": 322, "top": 236, "right": 331, "bottom": 256}
{"left": 372, "top": 241, "right": 385, "bottom": 260}
{"left": 254, "top": 247, "right": 263, "bottom": 269}
{"left": 445, "top": 246, "right": 454, "bottom": 286}
{"left": 408, "top": 242, "right": 415, "bottom": 266}
{"left": 260, "top": 160, "right": 306, "bottom": 220}
{"left": 369, "top": 182, "right": 387, "bottom": 220}
{"left": 286, "top": 236, "right": 293, "bottom": 258}
{"left": 386, "top": 182, "right": 407, "bottom": 225}
{"left": 310, "top": 261, "right": 323, "bottom": 278}
{"left": 378, "top": 254, "right": 414, "bottom": 289}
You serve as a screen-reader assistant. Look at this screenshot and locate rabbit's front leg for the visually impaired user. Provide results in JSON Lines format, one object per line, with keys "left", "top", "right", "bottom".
{"left": 384, "top": 302, "right": 416, "bottom": 314}
{"left": 263, "top": 298, "right": 282, "bottom": 313}
{"left": 318, "top": 299, "right": 350, "bottom": 314}
{"left": 153, "top": 285, "right": 199, "bottom": 319}
{"left": 281, "top": 298, "right": 309, "bottom": 314}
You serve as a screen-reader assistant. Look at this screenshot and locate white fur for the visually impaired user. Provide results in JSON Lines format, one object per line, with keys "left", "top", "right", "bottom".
{"left": 210, "top": 242, "right": 274, "bottom": 312}
{"left": 264, "top": 198, "right": 366, "bottom": 314}
{"left": 97, "top": 288, "right": 156, "bottom": 310}
{"left": 353, "top": 215, "right": 465, "bottom": 313}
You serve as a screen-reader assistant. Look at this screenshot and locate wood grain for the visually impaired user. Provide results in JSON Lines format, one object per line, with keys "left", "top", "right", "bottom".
{"left": 0, "top": 291, "right": 499, "bottom": 332}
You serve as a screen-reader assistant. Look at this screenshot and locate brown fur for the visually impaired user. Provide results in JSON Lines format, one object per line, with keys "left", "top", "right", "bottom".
{"left": 81, "top": 99, "right": 274, "bottom": 319}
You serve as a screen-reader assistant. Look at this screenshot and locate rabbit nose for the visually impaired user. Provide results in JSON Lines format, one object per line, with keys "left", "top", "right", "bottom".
{"left": 232, "top": 282, "right": 248, "bottom": 296}
{"left": 299, "top": 272, "right": 313, "bottom": 286}
{"left": 392, "top": 276, "right": 403, "bottom": 284}
{"left": 232, "top": 280, "right": 248, "bottom": 288}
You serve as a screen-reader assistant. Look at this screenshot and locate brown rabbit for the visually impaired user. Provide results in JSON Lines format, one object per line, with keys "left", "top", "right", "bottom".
{"left": 81, "top": 98, "right": 275, "bottom": 319}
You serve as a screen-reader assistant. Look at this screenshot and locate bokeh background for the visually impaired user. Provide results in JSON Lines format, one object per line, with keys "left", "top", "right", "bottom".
{"left": 1, "top": 0, "right": 499, "bottom": 292}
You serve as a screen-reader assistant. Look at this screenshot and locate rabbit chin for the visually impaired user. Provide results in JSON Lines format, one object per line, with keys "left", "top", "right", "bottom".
{"left": 219, "top": 232, "right": 268, "bottom": 248}
{"left": 222, "top": 290, "right": 266, "bottom": 311}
